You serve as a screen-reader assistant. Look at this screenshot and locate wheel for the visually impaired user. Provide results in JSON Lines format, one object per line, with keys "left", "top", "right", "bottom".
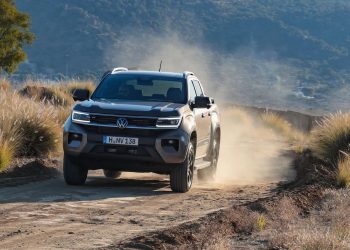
{"left": 198, "top": 133, "right": 220, "bottom": 182}
{"left": 63, "top": 154, "right": 88, "bottom": 185}
{"left": 103, "top": 170, "right": 122, "bottom": 179}
{"left": 170, "top": 141, "right": 195, "bottom": 193}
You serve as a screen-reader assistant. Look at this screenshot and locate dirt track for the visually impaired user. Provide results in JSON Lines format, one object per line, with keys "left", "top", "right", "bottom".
{"left": 0, "top": 172, "right": 281, "bottom": 249}
{"left": 0, "top": 108, "right": 298, "bottom": 249}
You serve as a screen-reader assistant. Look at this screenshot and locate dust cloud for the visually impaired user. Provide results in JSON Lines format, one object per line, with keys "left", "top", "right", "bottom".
{"left": 106, "top": 32, "right": 297, "bottom": 184}
{"left": 106, "top": 32, "right": 300, "bottom": 108}
{"left": 216, "top": 108, "right": 295, "bottom": 184}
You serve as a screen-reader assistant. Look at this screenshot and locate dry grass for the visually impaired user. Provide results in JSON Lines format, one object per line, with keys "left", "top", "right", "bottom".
{"left": 266, "top": 189, "right": 350, "bottom": 249}
{"left": 310, "top": 112, "right": 350, "bottom": 165}
{"left": 0, "top": 91, "right": 61, "bottom": 160}
{"left": 0, "top": 78, "right": 11, "bottom": 92}
{"left": 337, "top": 153, "right": 350, "bottom": 188}
{"left": 0, "top": 79, "right": 88, "bottom": 170}
{"left": 19, "top": 82, "right": 73, "bottom": 106}
{"left": 0, "top": 134, "right": 16, "bottom": 171}
{"left": 261, "top": 112, "right": 307, "bottom": 143}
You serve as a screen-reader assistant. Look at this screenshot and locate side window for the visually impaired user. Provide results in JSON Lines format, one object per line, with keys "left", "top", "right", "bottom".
{"left": 189, "top": 81, "right": 197, "bottom": 101}
{"left": 192, "top": 80, "right": 203, "bottom": 96}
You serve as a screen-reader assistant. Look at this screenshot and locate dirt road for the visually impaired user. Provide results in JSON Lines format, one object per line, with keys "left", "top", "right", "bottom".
{"left": 0, "top": 172, "right": 280, "bottom": 249}
{"left": 0, "top": 108, "right": 296, "bottom": 249}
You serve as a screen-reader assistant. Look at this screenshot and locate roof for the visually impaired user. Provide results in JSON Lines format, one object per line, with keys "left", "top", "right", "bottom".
{"left": 114, "top": 70, "right": 185, "bottom": 78}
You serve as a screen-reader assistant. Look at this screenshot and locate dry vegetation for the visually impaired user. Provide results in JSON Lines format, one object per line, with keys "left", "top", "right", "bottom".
{"left": 261, "top": 112, "right": 308, "bottom": 152}
{"left": 264, "top": 190, "right": 350, "bottom": 249}
{"left": 0, "top": 79, "right": 95, "bottom": 172}
{"left": 310, "top": 113, "right": 350, "bottom": 164}
{"left": 0, "top": 78, "right": 11, "bottom": 92}
{"left": 261, "top": 111, "right": 350, "bottom": 188}
{"left": 337, "top": 153, "right": 350, "bottom": 188}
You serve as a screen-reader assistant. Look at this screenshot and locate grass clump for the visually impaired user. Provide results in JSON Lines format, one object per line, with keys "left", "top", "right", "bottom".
{"left": 261, "top": 112, "right": 307, "bottom": 143}
{"left": 19, "top": 82, "right": 73, "bottom": 106}
{"left": 337, "top": 153, "right": 350, "bottom": 188}
{"left": 0, "top": 91, "right": 61, "bottom": 158}
{"left": 310, "top": 112, "right": 350, "bottom": 165}
{"left": 0, "top": 134, "right": 16, "bottom": 171}
{"left": 257, "top": 215, "right": 266, "bottom": 231}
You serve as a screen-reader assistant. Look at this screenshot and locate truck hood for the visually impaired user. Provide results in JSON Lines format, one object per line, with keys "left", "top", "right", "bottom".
{"left": 73, "top": 99, "right": 186, "bottom": 117}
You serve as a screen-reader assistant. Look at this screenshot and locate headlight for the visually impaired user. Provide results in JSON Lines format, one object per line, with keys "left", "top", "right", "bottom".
{"left": 156, "top": 117, "right": 182, "bottom": 128}
{"left": 72, "top": 111, "right": 90, "bottom": 123}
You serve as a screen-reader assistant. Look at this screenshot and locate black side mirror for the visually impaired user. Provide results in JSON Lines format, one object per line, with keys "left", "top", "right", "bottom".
{"left": 192, "top": 96, "right": 211, "bottom": 109}
{"left": 73, "top": 89, "right": 90, "bottom": 101}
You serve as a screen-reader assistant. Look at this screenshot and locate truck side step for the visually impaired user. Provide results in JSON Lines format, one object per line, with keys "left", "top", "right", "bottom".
{"left": 194, "top": 159, "right": 211, "bottom": 170}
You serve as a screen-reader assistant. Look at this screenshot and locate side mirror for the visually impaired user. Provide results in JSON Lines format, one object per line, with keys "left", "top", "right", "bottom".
{"left": 73, "top": 89, "right": 89, "bottom": 101}
{"left": 192, "top": 96, "right": 211, "bottom": 109}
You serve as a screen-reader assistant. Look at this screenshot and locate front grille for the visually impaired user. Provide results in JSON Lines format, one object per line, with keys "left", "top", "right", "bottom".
{"left": 90, "top": 114, "right": 157, "bottom": 127}
{"left": 80, "top": 124, "right": 168, "bottom": 136}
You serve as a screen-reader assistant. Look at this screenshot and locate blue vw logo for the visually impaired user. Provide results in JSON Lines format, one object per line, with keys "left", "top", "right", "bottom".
{"left": 116, "top": 118, "right": 128, "bottom": 129}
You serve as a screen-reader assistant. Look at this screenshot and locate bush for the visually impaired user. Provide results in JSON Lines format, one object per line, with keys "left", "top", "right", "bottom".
{"left": 310, "top": 113, "right": 350, "bottom": 164}
{"left": 337, "top": 154, "right": 350, "bottom": 188}
{"left": 16, "top": 110, "right": 59, "bottom": 156}
{"left": 0, "top": 91, "right": 60, "bottom": 157}
{"left": 19, "top": 82, "right": 73, "bottom": 106}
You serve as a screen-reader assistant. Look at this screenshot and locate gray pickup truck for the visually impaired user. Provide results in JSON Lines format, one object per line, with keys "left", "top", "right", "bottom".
{"left": 63, "top": 68, "right": 221, "bottom": 192}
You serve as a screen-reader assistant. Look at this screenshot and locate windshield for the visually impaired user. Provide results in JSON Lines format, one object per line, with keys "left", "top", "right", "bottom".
{"left": 92, "top": 74, "right": 187, "bottom": 103}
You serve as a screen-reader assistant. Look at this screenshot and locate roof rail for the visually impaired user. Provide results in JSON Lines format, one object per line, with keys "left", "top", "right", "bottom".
{"left": 183, "top": 71, "right": 194, "bottom": 78}
{"left": 111, "top": 67, "right": 128, "bottom": 74}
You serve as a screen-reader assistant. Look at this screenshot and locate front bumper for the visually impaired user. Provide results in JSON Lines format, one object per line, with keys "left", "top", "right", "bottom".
{"left": 63, "top": 118, "right": 189, "bottom": 168}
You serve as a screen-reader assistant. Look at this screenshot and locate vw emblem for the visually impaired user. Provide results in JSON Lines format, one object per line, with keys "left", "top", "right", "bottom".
{"left": 116, "top": 118, "right": 128, "bottom": 129}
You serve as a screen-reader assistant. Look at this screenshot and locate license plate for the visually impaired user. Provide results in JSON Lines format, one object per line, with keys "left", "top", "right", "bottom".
{"left": 103, "top": 136, "right": 139, "bottom": 146}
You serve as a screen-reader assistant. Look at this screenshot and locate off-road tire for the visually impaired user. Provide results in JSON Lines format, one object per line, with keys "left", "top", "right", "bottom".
{"left": 170, "top": 142, "right": 195, "bottom": 193}
{"left": 198, "top": 133, "right": 220, "bottom": 182}
{"left": 63, "top": 154, "right": 88, "bottom": 185}
{"left": 103, "top": 170, "right": 122, "bottom": 179}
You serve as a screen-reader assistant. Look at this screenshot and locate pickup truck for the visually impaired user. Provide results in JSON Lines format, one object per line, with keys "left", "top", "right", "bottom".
{"left": 63, "top": 68, "right": 221, "bottom": 192}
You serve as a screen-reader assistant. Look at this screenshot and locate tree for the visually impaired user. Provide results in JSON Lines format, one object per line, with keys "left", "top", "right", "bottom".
{"left": 0, "top": 0, "right": 34, "bottom": 74}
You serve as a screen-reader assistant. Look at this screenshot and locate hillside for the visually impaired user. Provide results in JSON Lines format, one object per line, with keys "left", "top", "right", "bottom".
{"left": 15, "top": 0, "right": 350, "bottom": 111}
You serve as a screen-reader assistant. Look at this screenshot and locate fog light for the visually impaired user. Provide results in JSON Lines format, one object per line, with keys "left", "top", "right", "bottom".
{"left": 161, "top": 139, "right": 179, "bottom": 151}
{"left": 68, "top": 133, "right": 83, "bottom": 144}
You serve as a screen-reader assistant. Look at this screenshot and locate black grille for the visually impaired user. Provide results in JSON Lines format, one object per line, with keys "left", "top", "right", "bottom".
{"left": 90, "top": 114, "right": 157, "bottom": 127}
{"left": 80, "top": 124, "right": 168, "bottom": 136}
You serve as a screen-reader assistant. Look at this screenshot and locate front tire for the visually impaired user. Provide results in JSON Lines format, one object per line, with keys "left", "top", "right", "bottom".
{"left": 103, "top": 170, "right": 122, "bottom": 179}
{"left": 63, "top": 154, "right": 88, "bottom": 185}
{"left": 170, "top": 142, "right": 195, "bottom": 193}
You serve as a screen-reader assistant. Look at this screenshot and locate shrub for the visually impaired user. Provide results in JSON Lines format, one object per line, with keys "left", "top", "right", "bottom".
{"left": 19, "top": 82, "right": 73, "bottom": 106}
{"left": 337, "top": 153, "right": 350, "bottom": 188}
{"left": 0, "top": 91, "right": 60, "bottom": 157}
{"left": 310, "top": 113, "right": 350, "bottom": 164}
